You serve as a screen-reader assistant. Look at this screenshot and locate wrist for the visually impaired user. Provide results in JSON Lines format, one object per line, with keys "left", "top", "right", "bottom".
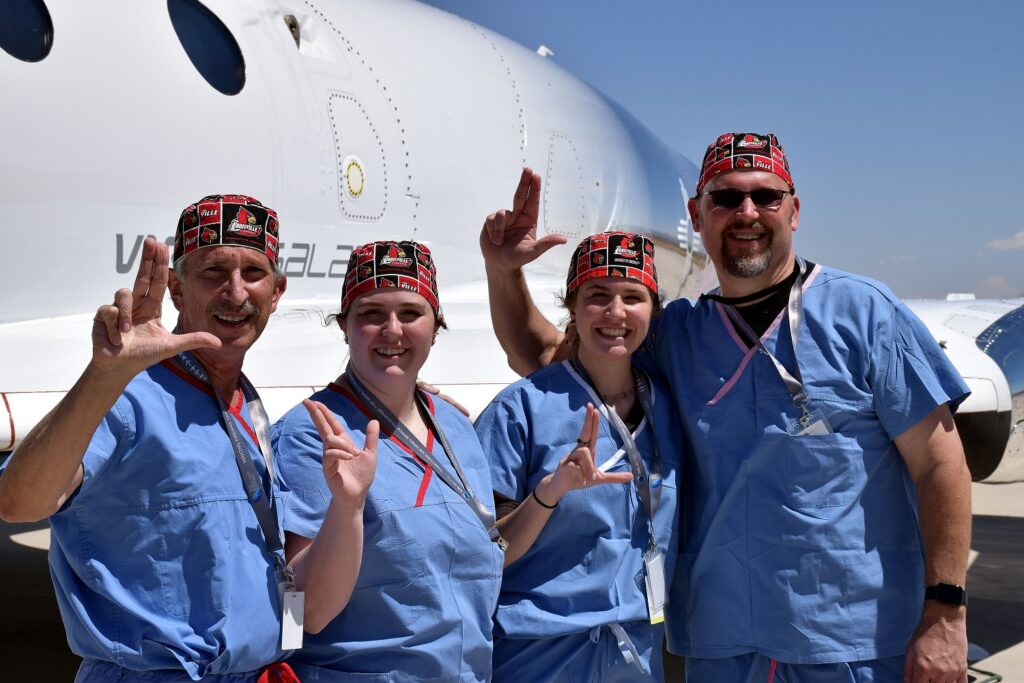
{"left": 533, "top": 477, "right": 562, "bottom": 508}
{"left": 81, "top": 360, "right": 139, "bottom": 397}
{"left": 536, "top": 475, "right": 569, "bottom": 501}
{"left": 924, "top": 582, "right": 968, "bottom": 608}
{"left": 484, "top": 260, "right": 525, "bottom": 282}
{"left": 330, "top": 494, "right": 367, "bottom": 517}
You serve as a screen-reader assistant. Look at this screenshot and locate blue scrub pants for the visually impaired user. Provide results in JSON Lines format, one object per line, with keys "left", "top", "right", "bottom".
{"left": 494, "top": 620, "right": 663, "bottom": 683}
{"left": 684, "top": 653, "right": 905, "bottom": 682}
{"left": 75, "top": 659, "right": 263, "bottom": 682}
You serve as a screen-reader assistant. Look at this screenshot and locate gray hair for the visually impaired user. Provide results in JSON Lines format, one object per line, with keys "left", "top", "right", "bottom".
{"left": 172, "top": 252, "right": 284, "bottom": 283}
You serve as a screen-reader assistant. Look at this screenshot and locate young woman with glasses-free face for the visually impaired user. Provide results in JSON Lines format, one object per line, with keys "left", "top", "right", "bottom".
{"left": 475, "top": 232, "right": 682, "bottom": 683}
{"left": 271, "top": 241, "right": 503, "bottom": 682}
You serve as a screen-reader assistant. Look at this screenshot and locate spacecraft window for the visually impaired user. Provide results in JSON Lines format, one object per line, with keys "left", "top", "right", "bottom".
{"left": 167, "top": 0, "right": 245, "bottom": 95}
{"left": 0, "top": 0, "right": 54, "bottom": 62}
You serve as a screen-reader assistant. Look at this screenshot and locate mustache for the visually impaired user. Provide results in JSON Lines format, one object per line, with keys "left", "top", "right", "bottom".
{"left": 211, "top": 300, "right": 259, "bottom": 317}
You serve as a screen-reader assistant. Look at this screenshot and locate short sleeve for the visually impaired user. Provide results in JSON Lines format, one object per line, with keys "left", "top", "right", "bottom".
{"left": 272, "top": 411, "right": 330, "bottom": 540}
{"left": 49, "top": 396, "right": 135, "bottom": 512}
{"left": 871, "top": 301, "right": 971, "bottom": 438}
{"left": 473, "top": 396, "right": 530, "bottom": 502}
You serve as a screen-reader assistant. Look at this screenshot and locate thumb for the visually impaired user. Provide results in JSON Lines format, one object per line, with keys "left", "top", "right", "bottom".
{"left": 530, "top": 233, "right": 568, "bottom": 257}
{"left": 168, "top": 332, "right": 222, "bottom": 355}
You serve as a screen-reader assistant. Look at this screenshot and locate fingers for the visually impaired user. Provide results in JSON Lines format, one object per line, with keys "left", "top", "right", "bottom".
{"left": 417, "top": 380, "right": 440, "bottom": 395}
{"left": 510, "top": 167, "right": 535, "bottom": 219}
{"left": 363, "top": 420, "right": 380, "bottom": 455}
{"left": 586, "top": 404, "right": 600, "bottom": 455}
{"left": 519, "top": 169, "right": 542, "bottom": 224}
{"left": 577, "top": 446, "right": 598, "bottom": 482}
{"left": 303, "top": 399, "right": 334, "bottom": 442}
{"left": 576, "top": 403, "right": 593, "bottom": 441}
{"left": 147, "top": 241, "right": 171, "bottom": 303}
{"left": 320, "top": 403, "right": 349, "bottom": 439}
{"left": 484, "top": 210, "right": 509, "bottom": 246}
{"left": 302, "top": 400, "right": 377, "bottom": 457}
{"left": 577, "top": 405, "right": 600, "bottom": 481}
{"left": 94, "top": 305, "right": 120, "bottom": 346}
{"left": 597, "top": 471, "right": 634, "bottom": 485}
{"left": 95, "top": 288, "right": 133, "bottom": 346}
{"left": 132, "top": 238, "right": 159, "bottom": 301}
{"left": 114, "top": 288, "right": 133, "bottom": 335}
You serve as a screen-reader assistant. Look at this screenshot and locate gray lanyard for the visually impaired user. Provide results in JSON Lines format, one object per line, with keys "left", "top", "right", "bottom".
{"left": 569, "top": 360, "right": 661, "bottom": 547}
{"left": 721, "top": 257, "right": 815, "bottom": 429}
{"left": 343, "top": 367, "right": 506, "bottom": 549}
{"left": 175, "top": 352, "right": 283, "bottom": 558}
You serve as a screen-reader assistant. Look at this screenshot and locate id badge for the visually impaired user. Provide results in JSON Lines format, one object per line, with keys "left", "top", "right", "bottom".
{"left": 643, "top": 548, "right": 667, "bottom": 624}
{"left": 276, "top": 562, "right": 304, "bottom": 650}
{"left": 280, "top": 590, "right": 305, "bottom": 650}
{"left": 788, "top": 407, "right": 833, "bottom": 437}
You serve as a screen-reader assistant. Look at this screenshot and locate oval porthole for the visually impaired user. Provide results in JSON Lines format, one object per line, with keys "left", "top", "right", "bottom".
{"left": 0, "top": 0, "right": 54, "bottom": 62}
{"left": 167, "top": 0, "right": 245, "bottom": 95}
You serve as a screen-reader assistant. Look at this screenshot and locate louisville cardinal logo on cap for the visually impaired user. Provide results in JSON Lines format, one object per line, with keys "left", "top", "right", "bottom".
{"left": 173, "top": 194, "right": 280, "bottom": 266}
{"left": 340, "top": 240, "right": 442, "bottom": 320}
{"left": 695, "top": 132, "right": 793, "bottom": 195}
{"left": 566, "top": 231, "right": 658, "bottom": 298}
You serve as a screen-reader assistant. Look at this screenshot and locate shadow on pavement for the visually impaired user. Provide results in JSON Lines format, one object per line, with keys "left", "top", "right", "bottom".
{"left": 2, "top": 514, "right": 1021, "bottom": 681}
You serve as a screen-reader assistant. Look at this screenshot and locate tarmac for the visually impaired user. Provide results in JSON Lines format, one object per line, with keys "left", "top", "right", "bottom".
{"left": 1, "top": 481, "right": 1021, "bottom": 681}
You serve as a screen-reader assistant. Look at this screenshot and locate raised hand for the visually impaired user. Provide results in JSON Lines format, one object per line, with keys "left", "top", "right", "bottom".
{"left": 91, "top": 237, "right": 219, "bottom": 375}
{"left": 479, "top": 167, "right": 567, "bottom": 273}
{"left": 304, "top": 399, "right": 378, "bottom": 509}
{"left": 538, "top": 404, "right": 633, "bottom": 504}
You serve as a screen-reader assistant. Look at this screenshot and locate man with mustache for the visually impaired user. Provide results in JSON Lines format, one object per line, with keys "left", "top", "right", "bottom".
{"left": 0, "top": 195, "right": 372, "bottom": 682}
{"left": 479, "top": 134, "right": 972, "bottom": 683}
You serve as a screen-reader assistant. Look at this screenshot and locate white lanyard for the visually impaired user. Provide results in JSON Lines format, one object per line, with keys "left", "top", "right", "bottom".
{"left": 565, "top": 360, "right": 662, "bottom": 546}
{"left": 721, "top": 257, "right": 818, "bottom": 431}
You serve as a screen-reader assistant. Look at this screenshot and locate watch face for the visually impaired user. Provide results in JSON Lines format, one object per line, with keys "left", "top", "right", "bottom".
{"left": 926, "top": 583, "right": 967, "bottom": 607}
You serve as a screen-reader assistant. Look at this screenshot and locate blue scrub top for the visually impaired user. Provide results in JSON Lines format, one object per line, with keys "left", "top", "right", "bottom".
{"left": 273, "top": 384, "right": 503, "bottom": 682}
{"left": 475, "top": 361, "right": 682, "bottom": 639}
{"left": 16, "top": 362, "right": 288, "bottom": 679}
{"left": 639, "top": 265, "right": 970, "bottom": 664}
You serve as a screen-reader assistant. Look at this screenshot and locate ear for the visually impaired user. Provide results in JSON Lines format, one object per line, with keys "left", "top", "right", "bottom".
{"left": 789, "top": 194, "right": 800, "bottom": 233}
{"left": 168, "top": 270, "right": 184, "bottom": 312}
{"left": 269, "top": 273, "right": 287, "bottom": 314}
{"left": 687, "top": 197, "right": 701, "bottom": 233}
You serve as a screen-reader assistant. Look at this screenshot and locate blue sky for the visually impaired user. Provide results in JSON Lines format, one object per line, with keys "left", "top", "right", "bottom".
{"left": 423, "top": 0, "right": 1024, "bottom": 300}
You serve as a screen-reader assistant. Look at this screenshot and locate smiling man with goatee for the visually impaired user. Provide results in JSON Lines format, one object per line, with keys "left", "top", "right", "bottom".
{"left": 480, "top": 134, "right": 974, "bottom": 683}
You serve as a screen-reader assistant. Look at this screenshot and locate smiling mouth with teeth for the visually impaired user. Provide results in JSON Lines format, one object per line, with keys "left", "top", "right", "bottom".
{"left": 375, "top": 347, "right": 406, "bottom": 356}
{"left": 213, "top": 312, "right": 253, "bottom": 325}
{"left": 212, "top": 301, "right": 258, "bottom": 325}
{"left": 597, "top": 328, "right": 628, "bottom": 338}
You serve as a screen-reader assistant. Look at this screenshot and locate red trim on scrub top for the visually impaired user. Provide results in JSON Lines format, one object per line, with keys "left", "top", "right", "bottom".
{"left": 160, "top": 360, "right": 259, "bottom": 447}
{"left": 328, "top": 382, "right": 436, "bottom": 506}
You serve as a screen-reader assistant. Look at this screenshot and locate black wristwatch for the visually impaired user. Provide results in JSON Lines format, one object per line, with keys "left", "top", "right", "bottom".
{"left": 925, "top": 583, "right": 968, "bottom": 607}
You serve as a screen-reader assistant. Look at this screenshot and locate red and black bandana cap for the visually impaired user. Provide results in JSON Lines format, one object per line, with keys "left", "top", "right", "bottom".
{"left": 173, "top": 194, "right": 280, "bottom": 266}
{"left": 566, "top": 232, "right": 658, "bottom": 299}
{"left": 340, "top": 240, "right": 441, "bottom": 319}
{"left": 695, "top": 132, "right": 794, "bottom": 195}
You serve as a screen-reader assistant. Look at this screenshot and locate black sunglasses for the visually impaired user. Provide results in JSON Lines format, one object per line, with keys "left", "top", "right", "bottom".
{"left": 701, "top": 188, "right": 794, "bottom": 209}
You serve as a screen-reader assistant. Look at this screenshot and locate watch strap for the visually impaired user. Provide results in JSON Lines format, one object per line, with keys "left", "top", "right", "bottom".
{"left": 925, "top": 583, "right": 967, "bottom": 607}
